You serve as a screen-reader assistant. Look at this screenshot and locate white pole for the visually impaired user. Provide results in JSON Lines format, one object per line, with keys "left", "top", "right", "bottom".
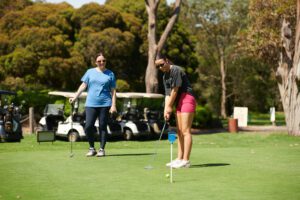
{"left": 170, "top": 143, "right": 173, "bottom": 183}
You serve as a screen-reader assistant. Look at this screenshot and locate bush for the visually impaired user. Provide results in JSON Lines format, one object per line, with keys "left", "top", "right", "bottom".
{"left": 116, "top": 79, "right": 130, "bottom": 92}
{"left": 193, "top": 105, "right": 214, "bottom": 128}
{"left": 15, "top": 90, "right": 49, "bottom": 115}
{"left": 15, "top": 89, "right": 67, "bottom": 118}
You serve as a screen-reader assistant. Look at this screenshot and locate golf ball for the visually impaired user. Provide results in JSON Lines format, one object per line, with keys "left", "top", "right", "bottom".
{"left": 165, "top": 173, "right": 170, "bottom": 178}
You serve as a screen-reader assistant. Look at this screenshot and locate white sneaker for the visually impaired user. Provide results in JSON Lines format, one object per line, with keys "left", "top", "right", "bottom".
{"left": 86, "top": 148, "right": 96, "bottom": 157}
{"left": 96, "top": 149, "right": 105, "bottom": 157}
{"left": 166, "top": 159, "right": 182, "bottom": 167}
{"left": 171, "top": 160, "right": 191, "bottom": 169}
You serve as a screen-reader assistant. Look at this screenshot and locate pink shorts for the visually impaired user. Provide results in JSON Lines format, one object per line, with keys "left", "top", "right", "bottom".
{"left": 176, "top": 93, "right": 196, "bottom": 113}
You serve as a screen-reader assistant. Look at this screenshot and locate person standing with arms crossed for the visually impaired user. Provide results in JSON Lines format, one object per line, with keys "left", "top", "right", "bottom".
{"left": 155, "top": 57, "right": 196, "bottom": 168}
{"left": 69, "top": 53, "right": 117, "bottom": 157}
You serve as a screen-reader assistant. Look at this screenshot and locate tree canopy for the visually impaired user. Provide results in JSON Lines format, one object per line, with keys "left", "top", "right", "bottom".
{"left": 0, "top": 0, "right": 295, "bottom": 118}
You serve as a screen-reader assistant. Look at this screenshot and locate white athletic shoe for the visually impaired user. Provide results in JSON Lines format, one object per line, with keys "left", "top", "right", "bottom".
{"left": 96, "top": 149, "right": 105, "bottom": 157}
{"left": 86, "top": 148, "right": 97, "bottom": 157}
{"left": 171, "top": 160, "right": 191, "bottom": 169}
{"left": 166, "top": 159, "right": 182, "bottom": 167}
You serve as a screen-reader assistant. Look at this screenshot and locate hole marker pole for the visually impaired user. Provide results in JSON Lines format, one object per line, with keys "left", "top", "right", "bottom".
{"left": 168, "top": 131, "right": 176, "bottom": 183}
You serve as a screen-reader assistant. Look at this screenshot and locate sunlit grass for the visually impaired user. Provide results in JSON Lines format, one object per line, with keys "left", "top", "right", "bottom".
{"left": 0, "top": 132, "right": 299, "bottom": 200}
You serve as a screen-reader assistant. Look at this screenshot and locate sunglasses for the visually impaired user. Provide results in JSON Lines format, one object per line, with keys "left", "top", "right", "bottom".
{"left": 97, "top": 60, "right": 106, "bottom": 63}
{"left": 156, "top": 63, "right": 165, "bottom": 68}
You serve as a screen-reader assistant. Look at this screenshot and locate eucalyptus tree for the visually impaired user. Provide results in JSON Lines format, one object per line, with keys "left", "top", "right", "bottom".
{"left": 0, "top": 2, "right": 85, "bottom": 90}
{"left": 186, "top": 0, "right": 248, "bottom": 118}
{"left": 72, "top": 3, "right": 142, "bottom": 88}
{"left": 107, "top": 0, "right": 198, "bottom": 93}
{"left": 0, "top": 0, "right": 32, "bottom": 18}
{"left": 144, "top": 0, "right": 182, "bottom": 93}
{"left": 246, "top": 0, "right": 299, "bottom": 135}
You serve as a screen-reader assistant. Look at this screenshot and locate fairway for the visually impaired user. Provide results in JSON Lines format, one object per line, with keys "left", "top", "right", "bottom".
{"left": 0, "top": 132, "right": 299, "bottom": 200}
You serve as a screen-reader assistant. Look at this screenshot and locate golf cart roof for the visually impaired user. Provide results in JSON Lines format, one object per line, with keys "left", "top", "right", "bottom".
{"left": 0, "top": 90, "right": 16, "bottom": 95}
{"left": 116, "top": 92, "right": 164, "bottom": 98}
{"left": 48, "top": 91, "right": 164, "bottom": 99}
{"left": 48, "top": 91, "right": 87, "bottom": 98}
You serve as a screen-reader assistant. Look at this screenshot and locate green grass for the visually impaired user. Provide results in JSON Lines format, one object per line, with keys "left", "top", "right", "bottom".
{"left": 0, "top": 132, "right": 299, "bottom": 200}
{"left": 248, "top": 112, "right": 286, "bottom": 126}
{"left": 222, "top": 112, "right": 286, "bottom": 127}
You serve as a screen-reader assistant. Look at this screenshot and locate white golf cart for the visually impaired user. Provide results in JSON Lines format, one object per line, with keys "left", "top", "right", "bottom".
{"left": 38, "top": 91, "right": 122, "bottom": 142}
{"left": 117, "top": 92, "right": 167, "bottom": 140}
{"left": 38, "top": 91, "right": 166, "bottom": 141}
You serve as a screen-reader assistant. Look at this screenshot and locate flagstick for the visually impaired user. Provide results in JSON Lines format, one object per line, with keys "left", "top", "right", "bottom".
{"left": 168, "top": 131, "right": 176, "bottom": 183}
{"left": 170, "top": 142, "right": 173, "bottom": 183}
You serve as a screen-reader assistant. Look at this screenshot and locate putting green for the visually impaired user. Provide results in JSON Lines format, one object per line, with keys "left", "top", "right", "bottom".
{"left": 0, "top": 132, "right": 299, "bottom": 200}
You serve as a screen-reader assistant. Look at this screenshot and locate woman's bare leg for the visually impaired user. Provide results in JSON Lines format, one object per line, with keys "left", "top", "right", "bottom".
{"left": 178, "top": 113, "right": 194, "bottom": 161}
{"left": 175, "top": 114, "right": 184, "bottom": 160}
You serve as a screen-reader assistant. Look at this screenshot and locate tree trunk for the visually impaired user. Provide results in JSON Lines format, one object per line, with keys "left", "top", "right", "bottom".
{"left": 276, "top": 4, "right": 300, "bottom": 136}
{"left": 220, "top": 49, "right": 227, "bottom": 118}
{"left": 145, "top": 0, "right": 159, "bottom": 93}
{"left": 145, "top": 0, "right": 182, "bottom": 93}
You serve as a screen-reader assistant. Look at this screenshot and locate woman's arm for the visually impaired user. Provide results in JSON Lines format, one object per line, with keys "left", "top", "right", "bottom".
{"left": 164, "top": 87, "right": 179, "bottom": 121}
{"left": 69, "top": 82, "right": 87, "bottom": 103}
{"left": 110, "top": 88, "right": 117, "bottom": 113}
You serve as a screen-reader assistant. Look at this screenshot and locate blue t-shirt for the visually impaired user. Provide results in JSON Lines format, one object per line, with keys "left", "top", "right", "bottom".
{"left": 81, "top": 68, "right": 116, "bottom": 107}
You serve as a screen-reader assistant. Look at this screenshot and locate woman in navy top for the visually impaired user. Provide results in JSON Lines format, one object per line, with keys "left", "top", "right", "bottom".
{"left": 70, "top": 53, "right": 117, "bottom": 157}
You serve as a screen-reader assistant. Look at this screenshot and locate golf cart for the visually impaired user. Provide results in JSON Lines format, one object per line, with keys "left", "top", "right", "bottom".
{"left": 38, "top": 91, "right": 167, "bottom": 141}
{"left": 38, "top": 91, "right": 122, "bottom": 142}
{"left": 0, "top": 90, "right": 23, "bottom": 142}
{"left": 117, "top": 92, "right": 167, "bottom": 140}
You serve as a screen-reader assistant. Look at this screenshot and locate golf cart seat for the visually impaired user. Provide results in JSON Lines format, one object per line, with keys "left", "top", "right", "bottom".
{"left": 108, "top": 119, "right": 122, "bottom": 133}
{"left": 122, "top": 108, "right": 141, "bottom": 121}
{"left": 145, "top": 110, "right": 161, "bottom": 120}
{"left": 45, "top": 115, "right": 65, "bottom": 131}
{"left": 72, "top": 111, "right": 85, "bottom": 124}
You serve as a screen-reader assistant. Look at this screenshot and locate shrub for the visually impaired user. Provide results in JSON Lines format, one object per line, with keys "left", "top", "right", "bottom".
{"left": 116, "top": 79, "right": 130, "bottom": 92}
{"left": 193, "top": 105, "right": 213, "bottom": 128}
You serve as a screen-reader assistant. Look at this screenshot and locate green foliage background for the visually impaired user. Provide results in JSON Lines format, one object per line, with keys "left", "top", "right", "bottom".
{"left": 0, "top": 0, "right": 295, "bottom": 125}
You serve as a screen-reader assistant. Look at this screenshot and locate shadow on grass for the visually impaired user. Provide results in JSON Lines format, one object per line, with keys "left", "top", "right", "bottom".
{"left": 106, "top": 153, "right": 154, "bottom": 157}
{"left": 190, "top": 163, "right": 230, "bottom": 168}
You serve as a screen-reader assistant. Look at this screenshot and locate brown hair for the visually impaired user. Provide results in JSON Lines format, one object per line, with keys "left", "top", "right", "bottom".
{"left": 97, "top": 52, "right": 104, "bottom": 57}
{"left": 157, "top": 55, "right": 173, "bottom": 65}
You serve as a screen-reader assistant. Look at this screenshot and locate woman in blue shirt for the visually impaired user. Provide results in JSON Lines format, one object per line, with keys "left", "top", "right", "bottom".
{"left": 70, "top": 53, "right": 117, "bottom": 157}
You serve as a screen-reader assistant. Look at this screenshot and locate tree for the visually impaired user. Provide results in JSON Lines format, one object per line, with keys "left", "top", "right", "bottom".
{"left": 186, "top": 0, "right": 249, "bottom": 118}
{"left": 277, "top": 2, "right": 300, "bottom": 135}
{"left": 145, "top": 0, "right": 182, "bottom": 93}
{"left": 0, "top": 0, "right": 32, "bottom": 18}
{"left": 107, "top": 0, "right": 198, "bottom": 93}
{"left": 72, "top": 3, "right": 144, "bottom": 89}
{"left": 246, "top": 0, "right": 299, "bottom": 135}
{"left": 0, "top": 3, "right": 85, "bottom": 90}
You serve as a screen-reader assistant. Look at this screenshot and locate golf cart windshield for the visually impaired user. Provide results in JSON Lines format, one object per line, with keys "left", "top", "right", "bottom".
{"left": 116, "top": 92, "right": 164, "bottom": 121}
{"left": 47, "top": 91, "right": 87, "bottom": 115}
{"left": 47, "top": 91, "right": 165, "bottom": 117}
{"left": 44, "top": 104, "right": 64, "bottom": 115}
{"left": 117, "top": 92, "right": 164, "bottom": 111}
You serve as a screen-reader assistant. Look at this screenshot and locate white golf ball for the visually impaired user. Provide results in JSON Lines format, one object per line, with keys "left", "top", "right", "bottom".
{"left": 165, "top": 173, "right": 170, "bottom": 178}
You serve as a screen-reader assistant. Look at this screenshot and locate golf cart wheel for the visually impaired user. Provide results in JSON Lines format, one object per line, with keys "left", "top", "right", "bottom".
{"left": 68, "top": 131, "right": 79, "bottom": 142}
{"left": 123, "top": 129, "right": 133, "bottom": 140}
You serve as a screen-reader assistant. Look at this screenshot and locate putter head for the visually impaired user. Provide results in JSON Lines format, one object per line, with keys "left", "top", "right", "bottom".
{"left": 69, "top": 153, "right": 74, "bottom": 158}
{"left": 144, "top": 165, "right": 153, "bottom": 170}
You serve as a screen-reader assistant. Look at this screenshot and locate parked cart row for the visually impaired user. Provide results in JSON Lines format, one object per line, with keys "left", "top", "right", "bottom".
{"left": 37, "top": 91, "right": 168, "bottom": 141}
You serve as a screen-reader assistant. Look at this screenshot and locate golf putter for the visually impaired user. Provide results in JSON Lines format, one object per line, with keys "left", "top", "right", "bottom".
{"left": 144, "top": 120, "right": 168, "bottom": 170}
{"left": 69, "top": 102, "right": 74, "bottom": 158}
